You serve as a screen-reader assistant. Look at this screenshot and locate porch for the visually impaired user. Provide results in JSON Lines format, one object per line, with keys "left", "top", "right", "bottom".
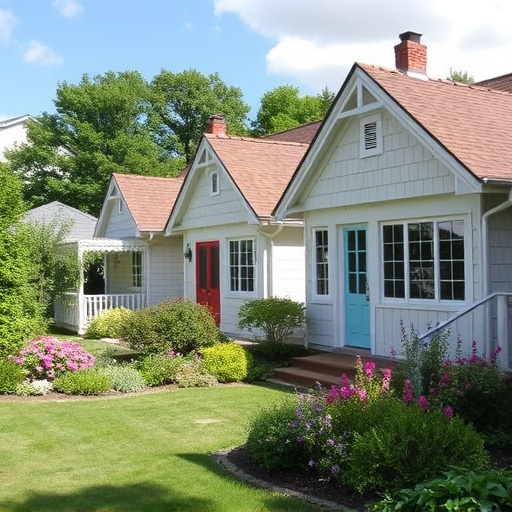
{"left": 53, "top": 238, "right": 148, "bottom": 334}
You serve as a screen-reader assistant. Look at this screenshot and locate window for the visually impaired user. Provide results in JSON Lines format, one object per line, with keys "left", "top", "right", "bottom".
{"left": 383, "top": 220, "right": 465, "bottom": 301}
{"left": 118, "top": 199, "right": 123, "bottom": 214}
{"left": 210, "top": 171, "right": 219, "bottom": 195}
{"left": 360, "top": 113, "right": 383, "bottom": 157}
{"left": 229, "top": 239, "right": 255, "bottom": 292}
{"left": 314, "top": 229, "right": 329, "bottom": 295}
{"left": 132, "top": 252, "right": 142, "bottom": 288}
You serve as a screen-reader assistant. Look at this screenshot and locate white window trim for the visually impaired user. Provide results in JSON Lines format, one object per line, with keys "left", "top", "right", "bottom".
{"left": 381, "top": 217, "right": 468, "bottom": 305}
{"left": 359, "top": 113, "right": 383, "bottom": 158}
{"left": 210, "top": 171, "right": 220, "bottom": 196}
{"left": 227, "top": 237, "right": 257, "bottom": 296}
{"left": 312, "top": 228, "right": 330, "bottom": 299}
{"left": 118, "top": 198, "right": 124, "bottom": 214}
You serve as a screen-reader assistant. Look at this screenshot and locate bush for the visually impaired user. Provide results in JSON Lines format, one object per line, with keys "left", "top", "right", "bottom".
{"left": 10, "top": 336, "right": 96, "bottom": 380}
{"left": 200, "top": 343, "right": 253, "bottom": 382}
{"left": 99, "top": 364, "right": 146, "bottom": 393}
{"left": 370, "top": 467, "right": 512, "bottom": 512}
{"left": 0, "top": 358, "right": 26, "bottom": 394}
{"left": 120, "top": 298, "right": 221, "bottom": 354}
{"left": 237, "top": 297, "right": 306, "bottom": 343}
{"left": 53, "top": 369, "right": 112, "bottom": 395}
{"left": 16, "top": 379, "right": 53, "bottom": 396}
{"left": 84, "top": 307, "right": 135, "bottom": 339}
{"left": 174, "top": 357, "right": 218, "bottom": 388}
{"left": 248, "top": 341, "right": 309, "bottom": 361}
{"left": 136, "top": 352, "right": 185, "bottom": 387}
{"left": 344, "top": 398, "right": 489, "bottom": 494}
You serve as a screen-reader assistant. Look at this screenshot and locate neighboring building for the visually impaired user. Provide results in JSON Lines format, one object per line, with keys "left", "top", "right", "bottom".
{"left": 0, "top": 115, "right": 30, "bottom": 161}
{"left": 165, "top": 116, "right": 317, "bottom": 337}
{"left": 275, "top": 31, "right": 512, "bottom": 369}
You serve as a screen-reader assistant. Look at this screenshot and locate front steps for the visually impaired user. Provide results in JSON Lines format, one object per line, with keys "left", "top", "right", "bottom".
{"left": 268, "top": 349, "right": 394, "bottom": 389}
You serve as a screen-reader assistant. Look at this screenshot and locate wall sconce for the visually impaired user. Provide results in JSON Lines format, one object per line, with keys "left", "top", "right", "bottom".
{"left": 184, "top": 243, "right": 193, "bottom": 262}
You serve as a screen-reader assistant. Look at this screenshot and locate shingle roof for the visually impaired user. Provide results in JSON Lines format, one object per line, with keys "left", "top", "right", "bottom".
{"left": 113, "top": 173, "right": 185, "bottom": 232}
{"left": 475, "top": 73, "right": 512, "bottom": 93}
{"left": 205, "top": 134, "right": 309, "bottom": 218}
{"left": 262, "top": 121, "right": 321, "bottom": 144}
{"left": 359, "top": 63, "right": 512, "bottom": 181}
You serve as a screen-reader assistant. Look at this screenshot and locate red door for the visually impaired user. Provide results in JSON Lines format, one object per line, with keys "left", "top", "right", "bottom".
{"left": 196, "top": 241, "right": 220, "bottom": 325}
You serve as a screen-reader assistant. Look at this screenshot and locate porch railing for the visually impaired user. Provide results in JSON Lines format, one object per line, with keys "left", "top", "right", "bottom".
{"left": 54, "top": 292, "right": 146, "bottom": 335}
{"left": 419, "top": 292, "right": 512, "bottom": 371}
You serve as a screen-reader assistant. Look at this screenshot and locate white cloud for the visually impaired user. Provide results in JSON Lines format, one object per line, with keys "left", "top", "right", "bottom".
{"left": 0, "top": 9, "right": 17, "bottom": 43}
{"left": 23, "top": 40, "right": 63, "bottom": 66}
{"left": 214, "top": 0, "right": 512, "bottom": 91}
{"left": 52, "top": 0, "right": 84, "bottom": 18}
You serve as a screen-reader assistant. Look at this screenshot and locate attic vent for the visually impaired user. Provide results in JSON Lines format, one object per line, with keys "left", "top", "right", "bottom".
{"left": 364, "top": 122, "right": 377, "bottom": 150}
{"left": 210, "top": 171, "right": 220, "bottom": 196}
{"left": 360, "top": 113, "right": 383, "bottom": 158}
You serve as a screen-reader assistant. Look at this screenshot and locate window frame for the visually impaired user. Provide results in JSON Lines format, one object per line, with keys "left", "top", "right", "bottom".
{"left": 131, "top": 251, "right": 142, "bottom": 289}
{"left": 210, "top": 171, "right": 220, "bottom": 196}
{"left": 381, "top": 218, "right": 467, "bottom": 304}
{"left": 312, "top": 228, "right": 330, "bottom": 298}
{"left": 228, "top": 238, "right": 256, "bottom": 295}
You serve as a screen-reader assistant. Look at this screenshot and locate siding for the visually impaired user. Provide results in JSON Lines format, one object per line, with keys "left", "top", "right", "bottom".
{"left": 302, "top": 111, "right": 455, "bottom": 212}
{"left": 104, "top": 202, "right": 137, "bottom": 238}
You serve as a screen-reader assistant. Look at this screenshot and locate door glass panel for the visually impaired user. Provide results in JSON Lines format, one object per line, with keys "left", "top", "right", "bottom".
{"left": 211, "top": 245, "right": 219, "bottom": 289}
{"left": 199, "top": 246, "right": 207, "bottom": 289}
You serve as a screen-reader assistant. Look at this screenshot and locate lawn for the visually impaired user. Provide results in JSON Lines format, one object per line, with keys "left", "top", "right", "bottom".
{"left": 0, "top": 384, "right": 322, "bottom": 512}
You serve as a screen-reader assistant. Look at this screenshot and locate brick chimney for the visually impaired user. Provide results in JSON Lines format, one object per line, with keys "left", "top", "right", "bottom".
{"left": 207, "top": 114, "right": 227, "bottom": 136}
{"left": 394, "top": 31, "right": 427, "bottom": 78}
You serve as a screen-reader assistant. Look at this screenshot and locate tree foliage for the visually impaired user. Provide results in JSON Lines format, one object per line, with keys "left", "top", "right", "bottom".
{"left": 448, "top": 68, "right": 474, "bottom": 84}
{"left": 147, "top": 68, "right": 250, "bottom": 162}
{"left": 251, "top": 85, "right": 334, "bottom": 136}
{"left": 0, "top": 164, "right": 46, "bottom": 356}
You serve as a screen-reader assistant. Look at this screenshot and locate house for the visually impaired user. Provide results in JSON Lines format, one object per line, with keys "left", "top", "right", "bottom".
{"left": 275, "top": 31, "right": 512, "bottom": 370}
{"left": 54, "top": 172, "right": 186, "bottom": 334}
{"left": 165, "top": 116, "right": 318, "bottom": 337}
{"left": 0, "top": 115, "right": 30, "bottom": 161}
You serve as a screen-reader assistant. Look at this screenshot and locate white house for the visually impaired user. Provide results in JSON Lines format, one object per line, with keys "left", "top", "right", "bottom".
{"left": 165, "top": 116, "right": 319, "bottom": 337}
{"left": 275, "top": 32, "right": 512, "bottom": 369}
{"left": 0, "top": 115, "right": 30, "bottom": 161}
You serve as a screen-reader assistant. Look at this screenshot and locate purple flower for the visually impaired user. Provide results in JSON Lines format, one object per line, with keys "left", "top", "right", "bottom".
{"left": 418, "top": 395, "right": 429, "bottom": 412}
{"left": 308, "top": 460, "right": 315, "bottom": 468}
{"left": 403, "top": 380, "right": 413, "bottom": 405}
{"left": 331, "top": 465, "right": 340, "bottom": 474}
{"left": 297, "top": 435, "right": 305, "bottom": 443}
{"left": 443, "top": 406, "right": 454, "bottom": 419}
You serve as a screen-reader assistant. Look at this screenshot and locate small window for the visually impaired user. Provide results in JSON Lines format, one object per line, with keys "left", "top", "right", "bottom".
{"left": 119, "top": 199, "right": 124, "bottom": 214}
{"left": 132, "top": 252, "right": 142, "bottom": 288}
{"left": 210, "top": 172, "right": 220, "bottom": 195}
{"left": 229, "top": 239, "right": 255, "bottom": 292}
{"left": 360, "top": 113, "right": 383, "bottom": 157}
{"left": 314, "top": 229, "right": 329, "bottom": 295}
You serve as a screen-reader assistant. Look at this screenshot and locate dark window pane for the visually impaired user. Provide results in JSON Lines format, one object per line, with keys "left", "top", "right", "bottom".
{"left": 358, "top": 252, "right": 366, "bottom": 272}
{"left": 349, "top": 252, "right": 356, "bottom": 272}
{"left": 211, "top": 246, "right": 219, "bottom": 289}
{"left": 348, "top": 230, "right": 355, "bottom": 251}
{"left": 199, "top": 246, "right": 208, "bottom": 289}
{"left": 359, "top": 273, "right": 367, "bottom": 294}
{"left": 349, "top": 273, "right": 357, "bottom": 293}
{"left": 358, "top": 229, "right": 366, "bottom": 250}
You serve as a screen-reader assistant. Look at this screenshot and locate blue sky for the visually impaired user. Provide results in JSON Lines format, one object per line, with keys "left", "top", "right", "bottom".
{"left": 2, "top": 0, "right": 512, "bottom": 123}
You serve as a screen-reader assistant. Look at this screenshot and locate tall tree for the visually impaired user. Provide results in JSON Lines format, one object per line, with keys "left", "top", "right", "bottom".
{"left": 7, "top": 71, "right": 180, "bottom": 215}
{"left": 251, "top": 85, "right": 334, "bottom": 136}
{"left": 448, "top": 68, "right": 474, "bottom": 84}
{"left": 147, "top": 69, "right": 250, "bottom": 162}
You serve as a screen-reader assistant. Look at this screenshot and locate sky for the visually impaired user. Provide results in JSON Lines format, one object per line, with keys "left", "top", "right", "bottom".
{"left": 1, "top": 0, "right": 512, "bottom": 123}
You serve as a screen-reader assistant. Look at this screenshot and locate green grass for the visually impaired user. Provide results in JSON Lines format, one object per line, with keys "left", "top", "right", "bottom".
{"left": 0, "top": 384, "right": 322, "bottom": 512}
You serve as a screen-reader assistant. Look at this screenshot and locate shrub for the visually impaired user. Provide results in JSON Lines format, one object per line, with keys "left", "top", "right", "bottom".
{"left": 200, "top": 343, "right": 253, "bottom": 382}
{"left": 0, "top": 358, "right": 26, "bottom": 394}
{"left": 10, "top": 336, "right": 96, "bottom": 380}
{"left": 247, "top": 341, "right": 309, "bottom": 361}
{"left": 120, "top": 298, "right": 221, "bottom": 354}
{"left": 53, "top": 369, "right": 112, "bottom": 395}
{"left": 370, "top": 467, "right": 512, "bottom": 512}
{"left": 136, "top": 352, "right": 185, "bottom": 387}
{"left": 99, "top": 364, "right": 146, "bottom": 393}
{"left": 84, "top": 307, "right": 135, "bottom": 339}
{"left": 16, "top": 379, "right": 53, "bottom": 396}
{"left": 345, "top": 398, "right": 489, "bottom": 494}
{"left": 174, "top": 357, "right": 218, "bottom": 388}
{"left": 237, "top": 297, "right": 306, "bottom": 343}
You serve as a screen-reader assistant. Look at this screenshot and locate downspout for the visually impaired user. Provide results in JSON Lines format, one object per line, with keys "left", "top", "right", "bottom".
{"left": 259, "top": 222, "right": 285, "bottom": 297}
{"left": 481, "top": 185, "right": 512, "bottom": 357}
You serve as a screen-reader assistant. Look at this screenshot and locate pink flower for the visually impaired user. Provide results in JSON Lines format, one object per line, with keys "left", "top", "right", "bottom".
{"left": 364, "top": 361, "right": 376, "bottom": 378}
{"left": 441, "top": 372, "right": 451, "bottom": 385}
{"left": 403, "top": 380, "right": 413, "bottom": 405}
{"left": 443, "top": 406, "right": 454, "bottom": 419}
{"left": 418, "top": 395, "right": 429, "bottom": 412}
{"left": 381, "top": 368, "right": 391, "bottom": 392}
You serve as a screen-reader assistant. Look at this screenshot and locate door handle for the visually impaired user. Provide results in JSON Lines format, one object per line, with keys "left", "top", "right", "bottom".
{"left": 365, "top": 282, "right": 370, "bottom": 301}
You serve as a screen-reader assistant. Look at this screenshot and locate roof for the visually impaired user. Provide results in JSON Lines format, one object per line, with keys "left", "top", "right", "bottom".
{"left": 205, "top": 134, "right": 309, "bottom": 218}
{"left": 475, "top": 73, "right": 512, "bottom": 93}
{"left": 113, "top": 173, "right": 185, "bottom": 232}
{"left": 358, "top": 63, "right": 512, "bottom": 181}
{"left": 23, "top": 201, "right": 97, "bottom": 241}
{"left": 0, "top": 115, "right": 30, "bottom": 128}
{"left": 262, "top": 121, "right": 321, "bottom": 144}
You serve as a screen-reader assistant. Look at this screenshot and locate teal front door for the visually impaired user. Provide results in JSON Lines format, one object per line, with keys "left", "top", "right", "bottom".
{"left": 344, "top": 226, "right": 370, "bottom": 349}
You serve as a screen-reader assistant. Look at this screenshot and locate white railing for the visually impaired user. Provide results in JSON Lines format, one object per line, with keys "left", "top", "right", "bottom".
{"left": 54, "top": 292, "right": 146, "bottom": 334}
{"left": 419, "top": 292, "right": 512, "bottom": 371}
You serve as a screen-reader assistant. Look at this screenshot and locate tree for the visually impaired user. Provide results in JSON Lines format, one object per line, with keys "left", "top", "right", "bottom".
{"left": 7, "top": 71, "right": 180, "bottom": 215}
{"left": 251, "top": 85, "right": 334, "bottom": 136}
{"left": 0, "top": 163, "right": 45, "bottom": 356}
{"left": 147, "top": 68, "right": 250, "bottom": 162}
{"left": 448, "top": 68, "right": 474, "bottom": 84}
